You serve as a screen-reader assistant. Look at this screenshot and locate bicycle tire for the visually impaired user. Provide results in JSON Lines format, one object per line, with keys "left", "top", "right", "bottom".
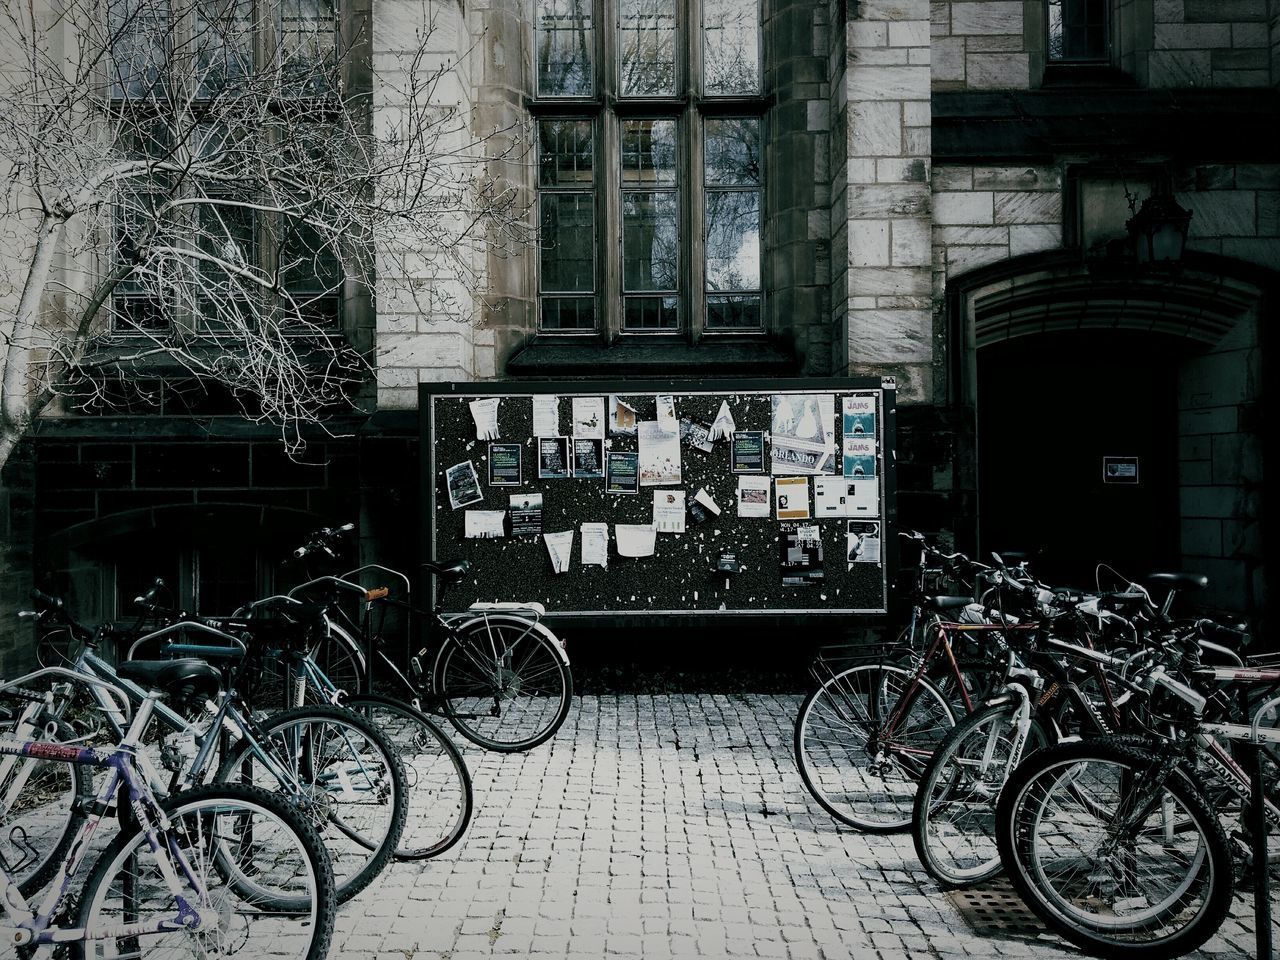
{"left": 213, "top": 703, "right": 408, "bottom": 904}
{"left": 433, "top": 618, "right": 572, "bottom": 752}
{"left": 995, "top": 738, "right": 1233, "bottom": 960}
{"left": 794, "top": 663, "right": 956, "bottom": 832}
{"left": 2, "top": 719, "right": 94, "bottom": 897}
{"left": 342, "top": 693, "right": 474, "bottom": 859}
{"left": 912, "top": 701, "right": 1050, "bottom": 888}
{"left": 74, "top": 782, "right": 336, "bottom": 960}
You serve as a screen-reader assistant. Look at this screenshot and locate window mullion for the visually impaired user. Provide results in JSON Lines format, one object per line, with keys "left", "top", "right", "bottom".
{"left": 600, "top": 110, "right": 621, "bottom": 341}
{"left": 687, "top": 107, "right": 703, "bottom": 344}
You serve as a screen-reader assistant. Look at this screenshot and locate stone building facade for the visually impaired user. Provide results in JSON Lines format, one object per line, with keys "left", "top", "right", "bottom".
{"left": 2, "top": 0, "right": 1277, "bottom": 670}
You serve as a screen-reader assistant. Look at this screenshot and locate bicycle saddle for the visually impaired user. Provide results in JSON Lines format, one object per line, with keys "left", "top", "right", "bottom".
{"left": 118, "top": 658, "right": 222, "bottom": 698}
{"left": 422, "top": 559, "right": 472, "bottom": 583}
{"left": 924, "top": 595, "right": 972, "bottom": 612}
{"left": 1146, "top": 572, "right": 1209, "bottom": 592}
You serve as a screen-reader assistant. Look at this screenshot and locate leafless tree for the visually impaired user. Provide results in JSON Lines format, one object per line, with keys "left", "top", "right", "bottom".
{"left": 0, "top": 0, "right": 529, "bottom": 467}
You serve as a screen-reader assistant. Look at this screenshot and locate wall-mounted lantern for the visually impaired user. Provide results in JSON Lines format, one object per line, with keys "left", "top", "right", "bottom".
{"left": 1126, "top": 186, "right": 1193, "bottom": 265}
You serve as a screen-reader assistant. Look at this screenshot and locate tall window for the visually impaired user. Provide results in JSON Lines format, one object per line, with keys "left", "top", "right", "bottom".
{"left": 108, "top": 0, "right": 343, "bottom": 334}
{"left": 1047, "top": 0, "right": 1110, "bottom": 63}
{"left": 534, "top": 0, "right": 764, "bottom": 338}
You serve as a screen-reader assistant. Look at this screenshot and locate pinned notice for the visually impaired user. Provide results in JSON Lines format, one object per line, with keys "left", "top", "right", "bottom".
{"left": 445, "top": 461, "right": 483, "bottom": 510}
{"left": 708, "top": 400, "right": 736, "bottom": 441}
{"left": 544, "top": 530, "right": 574, "bottom": 574}
{"left": 464, "top": 510, "right": 506, "bottom": 539}
{"left": 737, "top": 475, "right": 771, "bottom": 518}
{"left": 775, "top": 476, "right": 811, "bottom": 520}
{"left": 653, "top": 490, "right": 687, "bottom": 533}
{"left": 581, "top": 523, "right": 609, "bottom": 568}
{"left": 616, "top": 524, "right": 657, "bottom": 558}
{"left": 609, "top": 396, "right": 638, "bottom": 436}
{"left": 469, "top": 398, "right": 500, "bottom": 440}
{"left": 533, "top": 395, "right": 560, "bottom": 437}
{"left": 572, "top": 396, "right": 605, "bottom": 439}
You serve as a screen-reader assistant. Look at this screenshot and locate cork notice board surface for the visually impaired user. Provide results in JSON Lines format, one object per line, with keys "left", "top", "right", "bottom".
{"left": 420, "top": 378, "right": 896, "bottom": 618}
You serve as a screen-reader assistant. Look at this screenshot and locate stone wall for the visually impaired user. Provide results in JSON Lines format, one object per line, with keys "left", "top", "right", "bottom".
{"left": 373, "top": 0, "right": 483, "bottom": 409}
{"left": 931, "top": 0, "right": 1276, "bottom": 90}
{"left": 844, "top": 0, "right": 935, "bottom": 402}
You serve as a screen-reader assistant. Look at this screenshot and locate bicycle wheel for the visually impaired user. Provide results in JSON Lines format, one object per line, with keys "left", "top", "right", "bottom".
{"left": 75, "top": 783, "right": 336, "bottom": 960}
{"left": 0, "top": 718, "right": 93, "bottom": 896}
{"left": 214, "top": 703, "right": 407, "bottom": 903}
{"left": 795, "top": 663, "right": 956, "bottom": 832}
{"left": 343, "top": 693, "right": 474, "bottom": 859}
{"left": 912, "top": 701, "right": 1050, "bottom": 888}
{"left": 996, "top": 739, "right": 1233, "bottom": 960}
{"left": 434, "top": 618, "right": 572, "bottom": 752}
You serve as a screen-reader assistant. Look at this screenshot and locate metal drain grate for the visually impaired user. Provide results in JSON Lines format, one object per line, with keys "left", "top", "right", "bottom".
{"left": 947, "top": 879, "right": 1046, "bottom": 939}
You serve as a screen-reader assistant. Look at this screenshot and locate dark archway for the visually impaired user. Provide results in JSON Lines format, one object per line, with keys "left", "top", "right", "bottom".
{"left": 947, "top": 250, "right": 1276, "bottom": 618}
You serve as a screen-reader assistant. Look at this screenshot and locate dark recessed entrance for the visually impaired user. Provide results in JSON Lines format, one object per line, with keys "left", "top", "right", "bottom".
{"left": 977, "top": 331, "right": 1181, "bottom": 589}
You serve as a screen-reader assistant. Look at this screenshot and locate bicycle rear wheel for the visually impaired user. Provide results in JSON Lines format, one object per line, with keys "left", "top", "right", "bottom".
{"left": 343, "top": 693, "right": 474, "bottom": 859}
{"left": 434, "top": 618, "right": 572, "bottom": 752}
{"left": 996, "top": 739, "right": 1233, "bottom": 959}
{"left": 795, "top": 663, "right": 955, "bottom": 832}
{"left": 75, "top": 783, "right": 336, "bottom": 960}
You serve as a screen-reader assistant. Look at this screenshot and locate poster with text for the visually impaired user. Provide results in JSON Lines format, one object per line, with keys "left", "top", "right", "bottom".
{"left": 780, "top": 524, "right": 824, "bottom": 586}
{"left": 731, "top": 430, "right": 765, "bottom": 474}
{"left": 736, "top": 475, "right": 771, "bottom": 517}
{"left": 572, "top": 396, "right": 605, "bottom": 439}
{"left": 445, "top": 460, "right": 483, "bottom": 510}
{"left": 775, "top": 476, "right": 811, "bottom": 520}
{"left": 842, "top": 394, "right": 876, "bottom": 440}
{"left": 771, "top": 394, "right": 836, "bottom": 475}
{"left": 488, "top": 443, "right": 522, "bottom": 486}
{"left": 638, "top": 420, "right": 683, "bottom": 487}
{"left": 606, "top": 451, "right": 640, "bottom": 494}
{"left": 843, "top": 436, "right": 877, "bottom": 478}
{"left": 509, "top": 493, "right": 543, "bottom": 536}
{"left": 653, "top": 490, "right": 687, "bottom": 534}
{"left": 538, "top": 437, "right": 570, "bottom": 479}
{"left": 572, "top": 438, "right": 604, "bottom": 479}
{"left": 847, "top": 520, "right": 882, "bottom": 568}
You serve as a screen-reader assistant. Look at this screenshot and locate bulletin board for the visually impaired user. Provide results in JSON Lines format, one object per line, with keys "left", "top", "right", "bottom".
{"left": 419, "top": 377, "right": 896, "bottom": 618}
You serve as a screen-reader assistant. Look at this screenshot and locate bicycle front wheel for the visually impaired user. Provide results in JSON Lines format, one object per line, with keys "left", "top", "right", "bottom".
{"left": 343, "top": 693, "right": 474, "bottom": 859}
{"left": 795, "top": 663, "right": 955, "bottom": 832}
{"left": 996, "top": 739, "right": 1233, "bottom": 960}
{"left": 215, "top": 704, "right": 407, "bottom": 903}
{"left": 912, "top": 701, "right": 1050, "bottom": 888}
{"left": 75, "top": 783, "right": 336, "bottom": 960}
{"left": 434, "top": 618, "right": 572, "bottom": 752}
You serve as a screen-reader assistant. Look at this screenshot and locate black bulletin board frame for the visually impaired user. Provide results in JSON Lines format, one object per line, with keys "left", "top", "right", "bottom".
{"left": 419, "top": 377, "right": 897, "bottom": 622}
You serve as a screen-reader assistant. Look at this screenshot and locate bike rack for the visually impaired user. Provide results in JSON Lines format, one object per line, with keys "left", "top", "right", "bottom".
{"left": 1248, "top": 692, "right": 1280, "bottom": 960}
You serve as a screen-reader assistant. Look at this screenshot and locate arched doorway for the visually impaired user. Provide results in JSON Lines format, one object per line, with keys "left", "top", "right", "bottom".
{"left": 948, "top": 250, "right": 1274, "bottom": 614}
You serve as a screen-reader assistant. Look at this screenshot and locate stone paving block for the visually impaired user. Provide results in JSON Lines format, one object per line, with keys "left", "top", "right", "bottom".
{"left": 323, "top": 696, "right": 1261, "bottom": 959}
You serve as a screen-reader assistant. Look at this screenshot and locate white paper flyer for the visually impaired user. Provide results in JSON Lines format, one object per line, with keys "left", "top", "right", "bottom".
{"left": 544, "top": 530, "right": 574, "bottom": 574}
{"left": 468, "top": 398, "right": 500, "bottom": 440}
{"left": 615, "top": 524, "right": 657, "bottom": 558}
{"left": 655, "top": 395, "right": 678, "bottom": 432}
{"left": 736, "top": 475, "right": 771, "bottom": 518}
{"left": 572, "top": 396, "right": 605, "bottom": 439}
{"left": 708, "top": 400, "right": 736, "bottom": 441}
{"left": 653, "top": 490, "right": 687, "bottom": 533}
{"left": 775, "top": 476, "right": 811, "bottom": 520}
{"left": 609, "top": 396, "right": 638, "bottom": 436}
{"left": 847, "top": 520, "right": 882, "bottom": 567}
{"left": 533, "top": 395, "right": 560, "bottom": 438}
{"left": 581, "top": 522, "right": 609, "bottom": 568}
{"left": 464, "top": 510, "right": 506, "bottom": 538}
{"left": 813, "top": 476, "right": 847, "bottom": 517}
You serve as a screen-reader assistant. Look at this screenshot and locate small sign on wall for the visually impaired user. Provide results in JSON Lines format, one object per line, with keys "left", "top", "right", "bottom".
{"left": 1103, "top": 456, "right": 1139, "bottom": 485}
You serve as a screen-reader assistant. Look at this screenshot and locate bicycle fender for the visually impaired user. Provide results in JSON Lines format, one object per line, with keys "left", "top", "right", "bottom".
{"left": 446, "top": 613, "right": 570, "bottom": 666}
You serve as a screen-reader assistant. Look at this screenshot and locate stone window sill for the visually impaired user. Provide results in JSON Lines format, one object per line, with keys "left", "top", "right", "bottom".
{"left": 505, "top": 338, "right": 798, "bottom": 378}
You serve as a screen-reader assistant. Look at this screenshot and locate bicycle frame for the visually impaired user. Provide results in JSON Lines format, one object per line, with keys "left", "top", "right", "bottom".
{"left": 0, "top": 670, "right": 210, "bottom": 952}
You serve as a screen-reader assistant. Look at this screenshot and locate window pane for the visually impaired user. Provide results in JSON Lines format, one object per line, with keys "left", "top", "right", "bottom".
{"left": 540, "top": 193, "right": 595, "bottom": 292}
{"left": 623, "top": 192, "right": 678, "bottom": 292}
{"left": 705, "top": 190, "right": 760, "bottom": 291}
{"left": 704, "top": 0, "right": 759, "bottom": 95}
{"left": 1048, "top": 0, "right": 1109, "bottom": 62}
{"left": 194, "top": 0, "right": 253, "bottom": 98}
{"left": 619, "top": 0, "right": 676, "bottom": 97}
{"left": 109, "top": 0, "right": 171, "bottom": 100}
{"left": 538, "top": 119, "right": 594, "bottom": 187}
{"left": 705, "top": 118, "right": 760, "bottom": 186}
{"left": 279, "top": 0, "right": 337, "bottom": 94}
{"left": 622, "top": 119, "right": 677, "bottom": 185}
{"left": 542, "top": 296, "right": 597, "bottom": 330}
{"left": 706, "top": 294, "right": 761, "bottom": 330}
{"left": 536, "top": 0, "right": 593, "bottom": 96}
{"left": 624, "top": 296, "right": 678, "bottom": 330}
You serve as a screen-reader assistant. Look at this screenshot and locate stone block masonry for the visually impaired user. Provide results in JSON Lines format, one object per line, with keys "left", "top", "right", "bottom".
{"left": 845, "top": 0, "right": 934, "bottom": 402}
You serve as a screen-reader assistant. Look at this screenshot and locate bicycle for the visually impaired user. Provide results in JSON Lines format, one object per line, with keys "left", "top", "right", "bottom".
{"left": 12, "top": 590, "right": 407, "bottom": 904}
{"left": 0, "top": 662, "right": 335, "bottom": 960}
{"left": 285, "top": 525, "right": 573, "bottom": 752}
{"left": 794, "top": 542, "right": 1038, "bottom": 831}
{"left": 994, "top": 633, "right": 1280, "bottom": 959}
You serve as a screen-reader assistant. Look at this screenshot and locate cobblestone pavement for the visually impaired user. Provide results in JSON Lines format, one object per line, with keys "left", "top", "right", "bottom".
{"left": 337, "top": 695, "right": 1266, "bottom": 959}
